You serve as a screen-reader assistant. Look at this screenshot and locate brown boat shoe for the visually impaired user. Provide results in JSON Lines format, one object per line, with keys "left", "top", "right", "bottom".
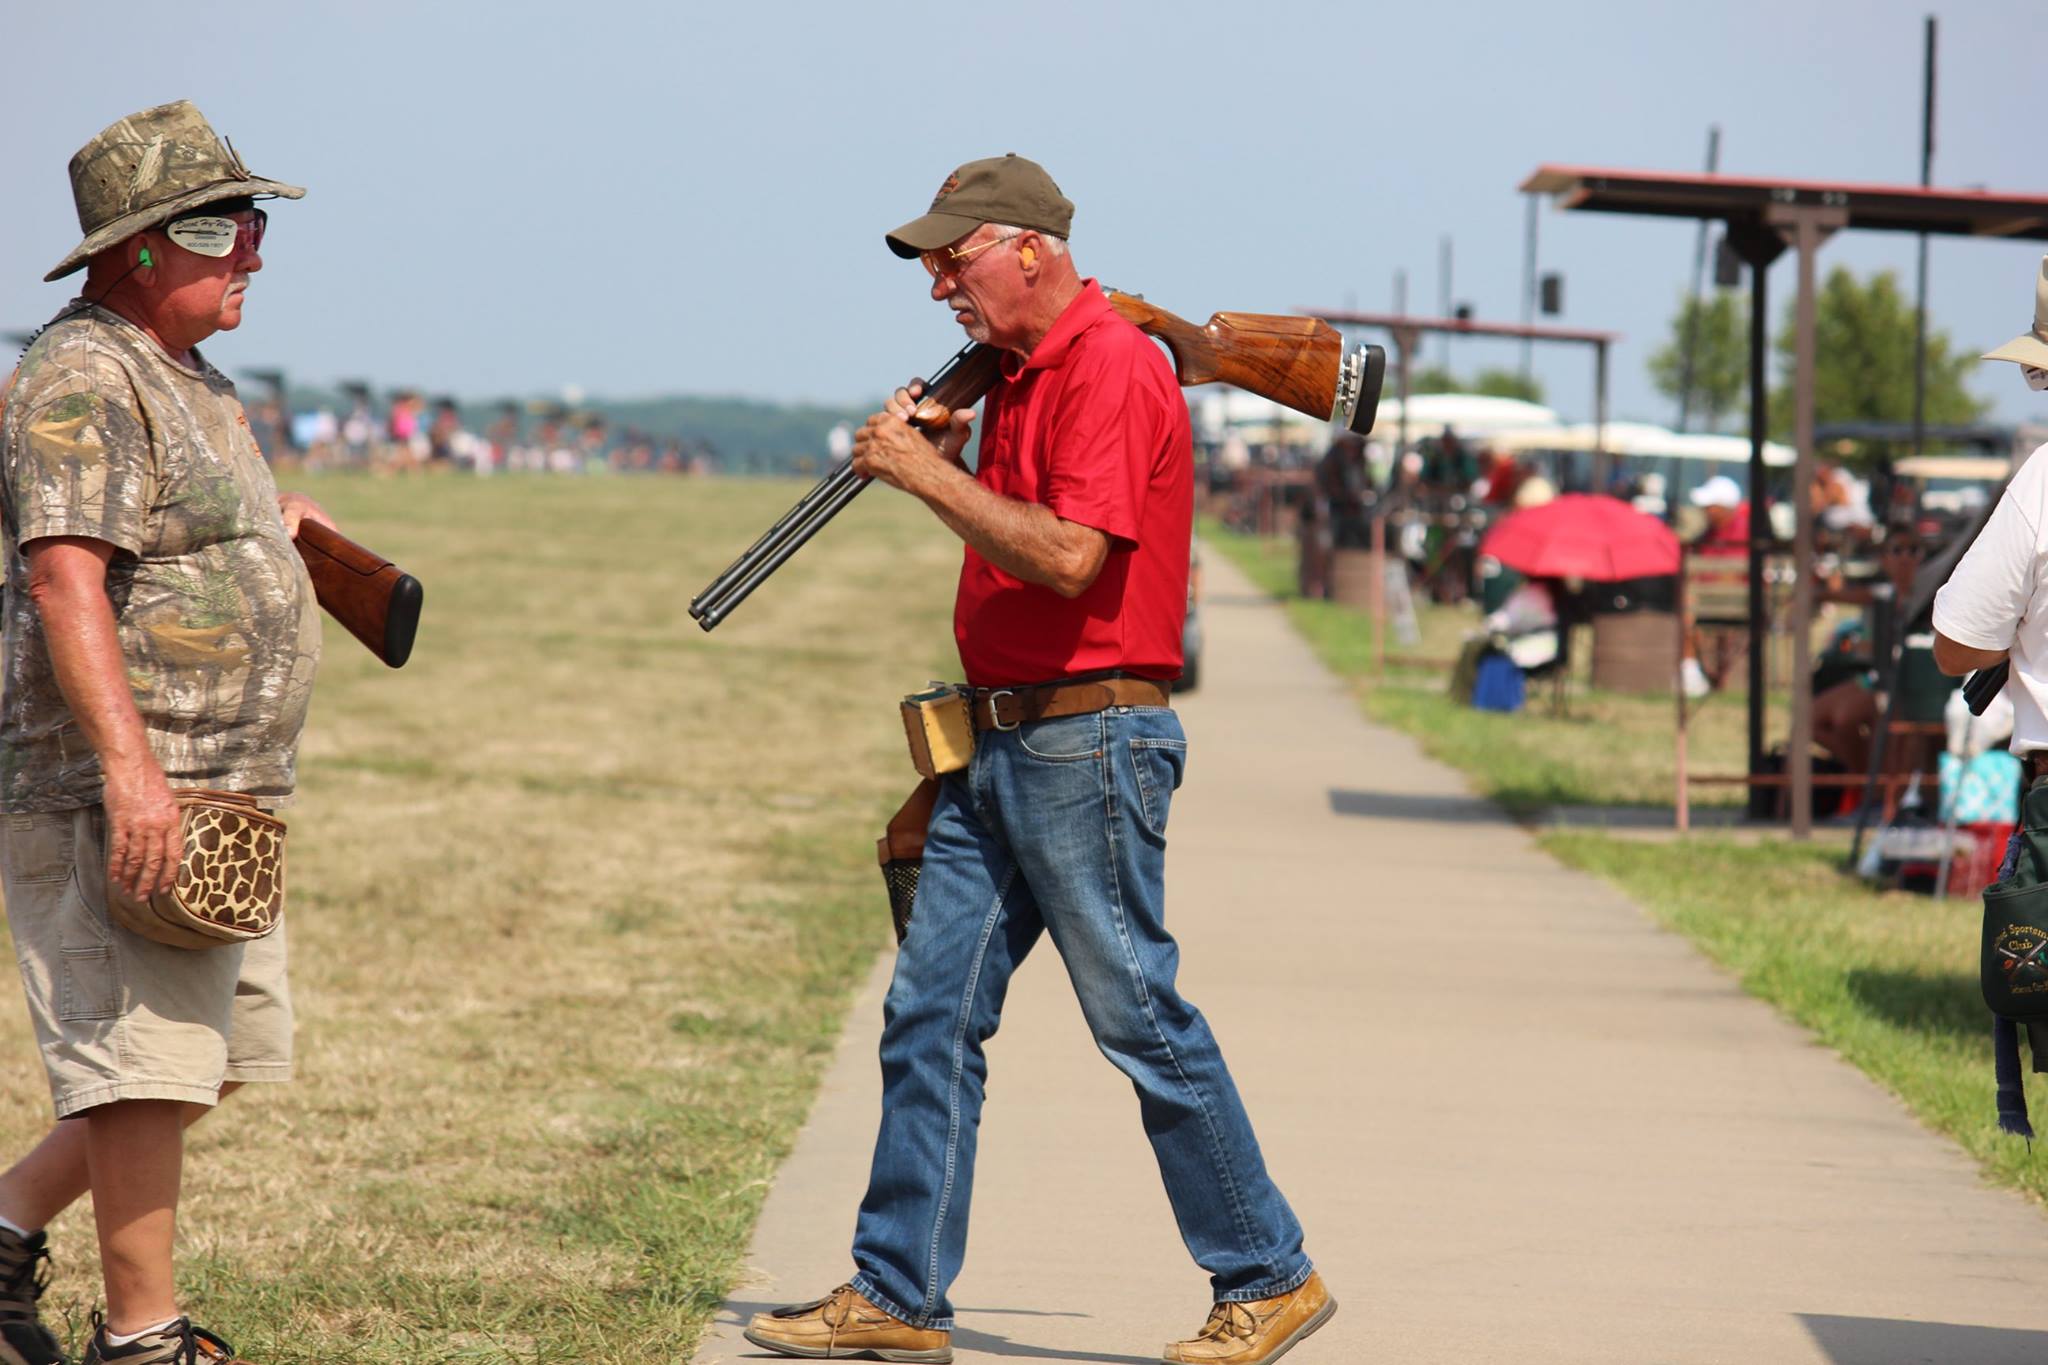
{"left": 80, "top": 1315, "right": 246, "bottom": 1364}
{"left": 743, "top": 1284, "right": 952, "bottom": 1362}
{"left": 1162, "top": 1271, "right": 1336, "bottom": 1364}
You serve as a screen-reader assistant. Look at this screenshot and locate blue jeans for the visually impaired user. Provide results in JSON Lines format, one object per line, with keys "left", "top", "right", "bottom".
{"left": 849, "top": 705, "right": 1311, "bottom": 1329}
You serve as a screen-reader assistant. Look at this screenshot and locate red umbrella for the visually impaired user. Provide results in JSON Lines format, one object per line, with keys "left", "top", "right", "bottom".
{"left": 1478, "top": 494, "right": 1680, "bottom": 581}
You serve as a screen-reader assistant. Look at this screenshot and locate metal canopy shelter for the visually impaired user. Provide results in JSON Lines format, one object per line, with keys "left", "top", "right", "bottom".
{"left": 1523, "top": 164, "right": 2048, "bottom": 838}
{"left": 1301, "top": 310, "right": 1620, "bottom": 479}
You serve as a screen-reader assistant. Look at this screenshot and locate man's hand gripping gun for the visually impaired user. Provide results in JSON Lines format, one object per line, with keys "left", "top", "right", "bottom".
{"left": 687, "top": 293, "right": 1387, "bottom": 631}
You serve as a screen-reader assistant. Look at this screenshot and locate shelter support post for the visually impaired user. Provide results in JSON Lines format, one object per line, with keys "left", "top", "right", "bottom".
{"left": 1372, "top": 512, "right": 1388, "bottom": 677}
{"left": 1593, "top": 340, "right": 1610, "bottom": 491}
{"left": 1676, "top": 548, "right": 1691, "bottom": 834}
{"left": 1766, "top": 204, "right": 1845, "bottom": 840}
{"left": 1391, "top": 326, "right": 1419, "bottom": 471}
{"left": 1728, "top": 221, "right": 1786, "bottom": 821}
{"left": 1383, "top": 326, "right": 1417, "bottom": 680}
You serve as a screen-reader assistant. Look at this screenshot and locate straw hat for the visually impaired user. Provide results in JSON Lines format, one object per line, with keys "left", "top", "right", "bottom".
{"left": 44, "top": 100, "right": 303, "bottom": 282}
{"left": 1983, "top": 256, "right": 2048, "bottom": 370}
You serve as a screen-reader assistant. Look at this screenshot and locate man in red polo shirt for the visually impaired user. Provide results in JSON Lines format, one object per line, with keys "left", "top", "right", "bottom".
{"left": 745, "top": 156, "right": 1331, "bottom": 1365}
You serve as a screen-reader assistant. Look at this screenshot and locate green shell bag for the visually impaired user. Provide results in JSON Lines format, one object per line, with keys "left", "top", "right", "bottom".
{"left": 1983, "top": 890, "right": 2048, "bottom": 1018}
{"left": 1981, "top": 778, "right": 2048, "bottom": 1136}
{"left": 1982, "top": 782, "right": 2048, "bottom": 1019}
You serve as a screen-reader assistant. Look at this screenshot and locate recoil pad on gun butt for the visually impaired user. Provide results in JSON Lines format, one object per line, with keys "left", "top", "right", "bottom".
{"left": 1339, "top": 343, "right": 1388, "bottom": 436}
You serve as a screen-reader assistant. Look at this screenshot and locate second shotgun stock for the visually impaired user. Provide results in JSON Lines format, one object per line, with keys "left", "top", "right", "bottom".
{"left": 293, "top": 520, "right": 424, "bottom": 668}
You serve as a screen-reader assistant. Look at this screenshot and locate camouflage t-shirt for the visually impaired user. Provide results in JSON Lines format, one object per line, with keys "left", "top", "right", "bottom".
{"left": 0, "top": 302, "right": 321, "bottom": 812}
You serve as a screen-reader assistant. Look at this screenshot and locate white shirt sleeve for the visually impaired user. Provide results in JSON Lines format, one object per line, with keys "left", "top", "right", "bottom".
{"left": 1933, "top": 447, "right": 2047, "bottom": 652}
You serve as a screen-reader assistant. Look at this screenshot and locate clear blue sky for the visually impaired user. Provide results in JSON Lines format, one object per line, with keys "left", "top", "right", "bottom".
{"left": 3, "top": 0, "right": 2040, "bottom": 428}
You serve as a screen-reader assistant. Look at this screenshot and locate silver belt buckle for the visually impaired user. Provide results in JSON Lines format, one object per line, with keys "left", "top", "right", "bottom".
{"left": 986, "top": 689, "right": 1019, "bottom": 731}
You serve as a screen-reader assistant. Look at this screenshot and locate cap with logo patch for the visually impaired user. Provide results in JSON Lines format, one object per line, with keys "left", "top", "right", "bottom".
{"left": 885, "top": 154, "right": 1073, "bottom": 259}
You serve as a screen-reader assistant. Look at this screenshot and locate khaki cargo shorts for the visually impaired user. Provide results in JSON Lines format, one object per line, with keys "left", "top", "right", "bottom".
{"left": 0, "top": 806, "right": 291, "bottom": 1119}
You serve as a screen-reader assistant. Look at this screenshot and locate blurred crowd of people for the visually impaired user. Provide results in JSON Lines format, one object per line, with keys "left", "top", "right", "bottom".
{"left": 244, "top": 389, "right": 723, "bottom": 476}
{"left": 1228, "top": 415, "right": 1996, "bottom": 813}
{"left": 1264, "top": 421, "right": 1902, "bottom": 615}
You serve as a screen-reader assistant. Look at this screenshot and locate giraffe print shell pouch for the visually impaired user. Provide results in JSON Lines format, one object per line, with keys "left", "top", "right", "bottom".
{"left": 110, "top": 790, "right": 286, "bottom": 949}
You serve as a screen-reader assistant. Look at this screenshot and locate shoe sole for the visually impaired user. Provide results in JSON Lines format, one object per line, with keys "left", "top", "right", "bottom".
{"left": 741, "top": 1325, "right": 953, "bottom": 1363}
{"left": 1161, "top": 1294, "right": 1338, "bottom": 1365}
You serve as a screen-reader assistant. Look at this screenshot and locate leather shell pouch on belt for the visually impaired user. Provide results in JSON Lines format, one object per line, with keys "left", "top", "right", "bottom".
{"left": 109, "top": 790, "right": 286, "bottom": 949}
{"left": 901, "top": 683, "right": 974, "bottom": 780}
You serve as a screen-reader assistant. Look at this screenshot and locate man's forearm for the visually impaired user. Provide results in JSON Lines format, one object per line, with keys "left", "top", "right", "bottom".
{"left": 32, "top": 576, "right": 155, "bottom": 772}
{"left": 1933, "top": 630, "right": 2009, "bottom": 678}
{"left": 909, "top": 459, "right": 1100, "bottom": 597}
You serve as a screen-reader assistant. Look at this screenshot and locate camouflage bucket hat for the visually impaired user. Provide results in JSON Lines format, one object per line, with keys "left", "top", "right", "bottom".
{"left": 44, "top": 99, "right": 304, "bottom": 282}
{"left": 885, "top": 153, "right": 1073, "bottom": 259}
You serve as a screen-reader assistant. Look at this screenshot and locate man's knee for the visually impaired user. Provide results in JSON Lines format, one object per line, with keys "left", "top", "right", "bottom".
{"left": 183, "top": 1081, "right": 241, "bottom": 1127}
{"left": 80, "top": 1098, "right": 189, "bottom": 1141}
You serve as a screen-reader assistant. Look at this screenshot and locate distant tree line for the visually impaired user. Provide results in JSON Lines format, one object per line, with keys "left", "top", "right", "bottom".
{"left": 1402, "top": 366, "right": 1547, "bottom": 404}
{"left": 1646, "top": 266, "right": 1988, "bottom": 445}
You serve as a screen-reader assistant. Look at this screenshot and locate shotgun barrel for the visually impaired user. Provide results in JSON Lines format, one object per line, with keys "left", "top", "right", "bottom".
{"left": 690, "top": 459, "right": 857, "bottom": 620}
{"left": 1965, "top": 660, "right": 2011, "bottom": 717}
{"left": 691, "top": 343, "right": 1004, "bottom": 632}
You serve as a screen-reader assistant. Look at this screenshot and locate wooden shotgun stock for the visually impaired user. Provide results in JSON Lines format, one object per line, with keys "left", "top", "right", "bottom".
{"left": 1105, "top": 292, "right": 1384, "bottom": 432}
{"left": 293, "top": 520, "right": 423, "bottom": 668}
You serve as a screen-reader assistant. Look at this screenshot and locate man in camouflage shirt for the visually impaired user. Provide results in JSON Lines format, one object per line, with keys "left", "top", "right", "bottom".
{"left": 0, "top": 102, "right": 328, "bottom": 1365}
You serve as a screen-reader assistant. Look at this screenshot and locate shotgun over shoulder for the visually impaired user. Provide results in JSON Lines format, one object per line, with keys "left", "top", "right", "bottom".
{"left": 690, "top": 290, "right": 1385, "bottom": 633}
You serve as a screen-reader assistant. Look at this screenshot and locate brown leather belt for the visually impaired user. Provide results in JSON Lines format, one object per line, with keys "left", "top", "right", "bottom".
{"left": 971, "top": 677, "right": 1171, "bottom": 732}
{"left": 2026, "top": 751, "right": 2047, "bottom": 787}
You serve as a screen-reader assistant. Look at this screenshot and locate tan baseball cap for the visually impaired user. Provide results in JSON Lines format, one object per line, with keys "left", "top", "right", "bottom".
{"left": 885, "top": 154, "right": 1073, "bottom": 259}
{"left": 44, "top": 100, "right": 303, "bottom": 282}
{"left": 1983, "top": 256, "right": 2048, "bottom": 369}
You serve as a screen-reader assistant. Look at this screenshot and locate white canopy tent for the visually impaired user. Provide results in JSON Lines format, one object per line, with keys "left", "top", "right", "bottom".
{"left": 1893, "top": 453, "right": 2014, "bottom": 481}
{"left": 1363, "top": 394, "right": 1562, "bottom": 441}
{"left": 1485, "top": 422, "right": 1795, "bottom": 467}
{"left": 1190, "top": 388, "right": 1331, "bottom": 448}
{"left": 1192, "top": 390, "right": 1567, "bottom": 450}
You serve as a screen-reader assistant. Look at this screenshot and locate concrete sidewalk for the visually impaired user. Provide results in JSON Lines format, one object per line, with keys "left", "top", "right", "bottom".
{"left": 692, "top": 553, "right": 2048, "bottom": 1365}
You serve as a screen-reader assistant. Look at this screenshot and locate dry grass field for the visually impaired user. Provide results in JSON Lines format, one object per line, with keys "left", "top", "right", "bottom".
{"left": 0, "top": 473, "right": 958, "bottom": 1363}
